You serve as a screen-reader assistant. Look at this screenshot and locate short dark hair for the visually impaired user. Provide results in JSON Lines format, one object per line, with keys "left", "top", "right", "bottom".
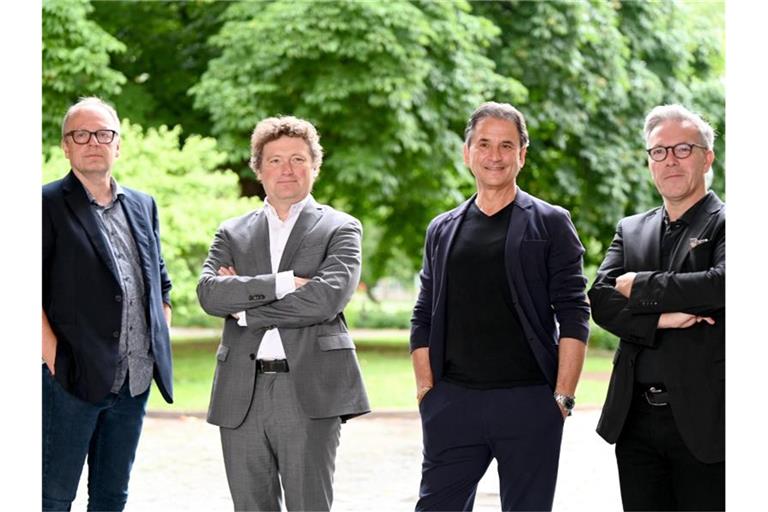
{"left": 464, "top": 101, "right": 529, "bottom": 148}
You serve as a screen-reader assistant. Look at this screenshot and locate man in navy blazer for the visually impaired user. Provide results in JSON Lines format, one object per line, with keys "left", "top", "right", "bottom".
{"left": 42, "top": 97, "right": 173, "bottom": 511}
{"left": 410, "top": 102, "right": 590, "bottom": 511}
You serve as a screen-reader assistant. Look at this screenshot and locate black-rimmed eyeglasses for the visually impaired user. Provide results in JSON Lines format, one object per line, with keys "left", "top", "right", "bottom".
{"left": 646, "top": 142, "right": 707, "bottom": 162}
{"left": 64, "top": 129, "right": 118, "bottom": 145}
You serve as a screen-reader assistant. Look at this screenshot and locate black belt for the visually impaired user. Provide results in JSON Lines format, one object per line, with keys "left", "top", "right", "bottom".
{"left": 257, "top": 359, "right": 289, "bottom": 373}
{"left": 636, "top": 384, "right": 669, "bottom": 406}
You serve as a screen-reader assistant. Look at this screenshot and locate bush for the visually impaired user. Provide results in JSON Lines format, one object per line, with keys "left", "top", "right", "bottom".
{"left": 43, "top": 121, "right": 261, "bottom": 326}
{"left": 344, "top": 295, "right": 412, "bottom": 329}
{"left": 588, "top": 321, "right": 619, "bottom": 351}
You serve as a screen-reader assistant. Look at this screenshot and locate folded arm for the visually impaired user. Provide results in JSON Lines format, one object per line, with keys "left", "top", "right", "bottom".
{"left": 242, "top": 220, "right": 363, "bottom": 329}
{"left": 588, "top": 223, "right": 660, "bottom": 346}
{"left": 196, "top": 227, "right": 280, "bottom": 318}
{"left": 627, "top": 230, "right": 725, "bottom": 315}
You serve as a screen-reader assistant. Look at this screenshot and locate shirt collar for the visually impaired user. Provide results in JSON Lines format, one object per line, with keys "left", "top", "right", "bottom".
{"left": 84, "top": 177, "right": 123, "bottom": 207}
{"left": 263, "top": 194, "right": 312, "bottom": 222}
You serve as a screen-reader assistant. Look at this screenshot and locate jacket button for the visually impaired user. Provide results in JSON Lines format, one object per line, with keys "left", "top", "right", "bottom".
{"left": 248, "top": 295, "right": 255, "bottom": 300}
{"left": 112, "top": 331, "right": 120, "bottom": 338}
{"left": 249, "top": 353, "right": 256, "bottom": 360}
{"left": 257, "top": 295, "right": 265, "bottom": 299}
{"left": 115, "top": 295, "right": 122, "bottom": 302}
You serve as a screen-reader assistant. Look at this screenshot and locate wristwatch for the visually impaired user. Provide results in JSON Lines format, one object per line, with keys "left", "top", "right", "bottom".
{"left": 553, "top": 392, "right": 576, "bottom": 416}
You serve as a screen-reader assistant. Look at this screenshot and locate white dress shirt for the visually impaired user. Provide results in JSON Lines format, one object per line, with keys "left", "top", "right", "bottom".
{"left": 236, "top": 195, "right": 311, "bottom": 360}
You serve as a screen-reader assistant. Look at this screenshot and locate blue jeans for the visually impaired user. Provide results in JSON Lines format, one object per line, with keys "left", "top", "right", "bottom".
{"left": 42, "top": 364, "right": 149, "bottom": 511}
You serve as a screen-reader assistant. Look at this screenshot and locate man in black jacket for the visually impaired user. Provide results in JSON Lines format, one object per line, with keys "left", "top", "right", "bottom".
{"left": 42, "top": 97, "right": 173, "bottom": 511}
{"left": 589, "top": 104, "right": 725, "bottom": 511}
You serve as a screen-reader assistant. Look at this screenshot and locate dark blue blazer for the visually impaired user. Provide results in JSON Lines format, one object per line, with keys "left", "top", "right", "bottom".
{"left": 410, "top": 190, "right": 590, "bottom": 389}
{"left": 43, "top": 171, "right": 173, "bottom": 404}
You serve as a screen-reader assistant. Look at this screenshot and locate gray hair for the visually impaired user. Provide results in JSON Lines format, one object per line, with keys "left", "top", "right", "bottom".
{"left": 61, "top": 97, "right": 121, "bottom": 139}
{"left": 249, "top": 116, "right": 324, "bottom": 176}
{"left": 644, "top": 104, "right": 716, "bottom": 187}
{"left": 464, "top": 101, "right": 530, "bottom": 149}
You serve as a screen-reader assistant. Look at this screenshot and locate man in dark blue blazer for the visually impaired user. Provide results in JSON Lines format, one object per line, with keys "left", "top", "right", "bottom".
{"left": 410, "top": 102, "right": 590, "bottom": 511}
{"left": 42, "top": 97, "right": 173, "bottom": 511}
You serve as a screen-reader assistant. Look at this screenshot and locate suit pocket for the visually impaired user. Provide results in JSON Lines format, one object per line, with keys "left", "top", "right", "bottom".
{"left": 318, "top": 333, "right": 355, "bottom": 351}
{"left": 216, "top": 343, "right": 230, "bottom": 362}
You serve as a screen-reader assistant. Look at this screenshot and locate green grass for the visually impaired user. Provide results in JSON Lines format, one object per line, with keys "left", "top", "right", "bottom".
{"left": 148, "top": 335, "right": 613, "bottom": 413}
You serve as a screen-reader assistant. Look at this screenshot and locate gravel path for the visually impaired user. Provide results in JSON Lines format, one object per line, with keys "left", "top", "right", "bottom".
{"left": 70, "top": 408, "right": 621, "bottom": 511}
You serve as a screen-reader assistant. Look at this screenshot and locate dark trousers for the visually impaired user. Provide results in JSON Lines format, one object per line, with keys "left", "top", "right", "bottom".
{"left": 416, "top": 381, "right": 564, "bottom": 512}
{"left": 42, "top": 364, "right": 149, "bottom": 511}
{"left": 616, "top": 393, "right": 725, "bottom": 511}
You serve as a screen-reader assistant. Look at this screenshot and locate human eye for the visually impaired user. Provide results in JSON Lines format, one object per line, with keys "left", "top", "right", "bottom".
{"left": 95, "top": 130, "right": 114, "bottom": 143}
{"left": 649, "top": 147, "right": 666, "bottom": 160}
{"left": 290, "top": 155, "right": 307, "bottom": 165}
{"left": 72, "top": 130, "right": 90, "bottom": 143}
{"left": 673, "top": 143, "right": 692, "bottom": 158}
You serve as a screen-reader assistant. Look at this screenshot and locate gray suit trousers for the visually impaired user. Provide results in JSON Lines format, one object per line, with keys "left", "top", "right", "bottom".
{"left": 220, "top": 372, "right": 341, "bottom": 511}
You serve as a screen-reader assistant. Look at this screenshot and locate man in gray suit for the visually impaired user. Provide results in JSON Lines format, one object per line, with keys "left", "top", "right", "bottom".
{"left": 197, "top": 115, "right": 370, "bottom": 511}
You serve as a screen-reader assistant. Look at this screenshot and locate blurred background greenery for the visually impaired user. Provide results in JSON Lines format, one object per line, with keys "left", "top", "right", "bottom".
{"left": 42, "top": 0, "right": 724, "bottom": 412}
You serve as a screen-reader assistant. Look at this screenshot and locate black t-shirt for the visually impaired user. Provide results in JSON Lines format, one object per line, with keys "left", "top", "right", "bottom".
{"left": 443, "top": 201, "right": 546, "bottom": 389}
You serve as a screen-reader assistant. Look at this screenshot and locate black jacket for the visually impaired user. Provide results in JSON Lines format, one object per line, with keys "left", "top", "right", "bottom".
{"left": 589, "top": 191, "right": 725, "bottom": 463}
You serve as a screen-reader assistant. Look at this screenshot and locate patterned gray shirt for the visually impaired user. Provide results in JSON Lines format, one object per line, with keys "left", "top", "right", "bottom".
{"left": 86, "top": 179, "right": 154, "bottom": 397}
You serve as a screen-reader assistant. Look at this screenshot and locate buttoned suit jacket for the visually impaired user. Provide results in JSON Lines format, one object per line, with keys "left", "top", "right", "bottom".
{"left": 410, "top": 190, "right": 591, "bottom": 389}
{"left": 589, "top": 191, "right": 725, "bottom": 463}
{"left": 42, "top": 171, "right": 174, "bottom": 404}
{"left": 198, "top": 197, "right": 370, "bottom": 428}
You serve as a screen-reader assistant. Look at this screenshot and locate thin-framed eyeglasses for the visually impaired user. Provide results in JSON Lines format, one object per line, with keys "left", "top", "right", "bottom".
{"left": 64, "top": 129, "right": 119, "bottom": 145}
{"left": 646, "top": 142, "right": 707, "bottom": 162}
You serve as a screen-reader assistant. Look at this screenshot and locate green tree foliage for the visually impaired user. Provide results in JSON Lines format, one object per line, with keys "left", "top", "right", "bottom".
{"left": 43, "top": 121, "right": 260, "bottom": 326}
{"left": 42, "top": 0, "right": 126, "bottom": 147}
{"left": 473, "top": 0, "right": 725, "bottom": 265}
{"left": 191, "top": 0, "right": 526, "bottom": 284}
{"left": 90, "top": 0, "right": 227, "bottom": 138}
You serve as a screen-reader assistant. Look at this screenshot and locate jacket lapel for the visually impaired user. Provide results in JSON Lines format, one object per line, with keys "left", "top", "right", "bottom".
{"left": 433, "top": 196, "right": 472, "bottom": 306}
{"left": 119, "top": 191, "right": 152, "bottom": 280}
{"left": 61, "top": 171, "right": 120, "bottom": 281}
{"left": 504, "top": 189, "right": 531, "bottom": 283}
{"left": 248, "top": 210, "right": 272, "bottom": 275}
{"left": 632, "top": 208, "right": 663, "bottom": 271}
{"left": 278, "top": 198, "right": 324, "bottom": 272}
{"left": 669, "top": 192, "right": 723, "bottom": 271}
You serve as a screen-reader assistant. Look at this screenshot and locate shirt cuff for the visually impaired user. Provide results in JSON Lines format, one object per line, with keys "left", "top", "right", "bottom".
{"left": 236, "top": 311, "right": 247, "bottom": 327}
{"left": 275, "top": 270, "right": 296, "bottom": 300}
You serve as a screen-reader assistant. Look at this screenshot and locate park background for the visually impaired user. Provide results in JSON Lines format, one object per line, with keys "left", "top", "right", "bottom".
{"left": 42, "top": 0, "right": 725, "bottom": 416}
{"left": 0, "top": 1, "right": 754, "bottom": 510}
{"left": 25, "top": 2, "right": 768, "bottom": 510}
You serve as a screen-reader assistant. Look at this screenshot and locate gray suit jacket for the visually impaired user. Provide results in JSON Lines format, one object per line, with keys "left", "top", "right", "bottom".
{"left": 198, "top": 198, "right": 370, "bottom": 428}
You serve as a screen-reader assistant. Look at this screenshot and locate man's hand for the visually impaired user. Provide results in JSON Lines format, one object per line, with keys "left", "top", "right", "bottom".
{"left": 658, "top": 312, "right": 715, "bottom": 329}
{"left": 411, "top": 347, "right": 434, "bottom": 404}
{"left": 218, "top": 266, "right": 237, "bottom": 277}
{"left": 42, "top": 310, "right": 57, "bottom": 375}
{"left": 163, "top": 303, "right": 172, "bottom": 329}
{"left": 217, "top": 267, "right": 241, "bottom": 319}
{"left": 295, "top": 277, "right": 310, "bottom": 288}
{"left": 614, "top": 272, "right": 637, "bottom": 298}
